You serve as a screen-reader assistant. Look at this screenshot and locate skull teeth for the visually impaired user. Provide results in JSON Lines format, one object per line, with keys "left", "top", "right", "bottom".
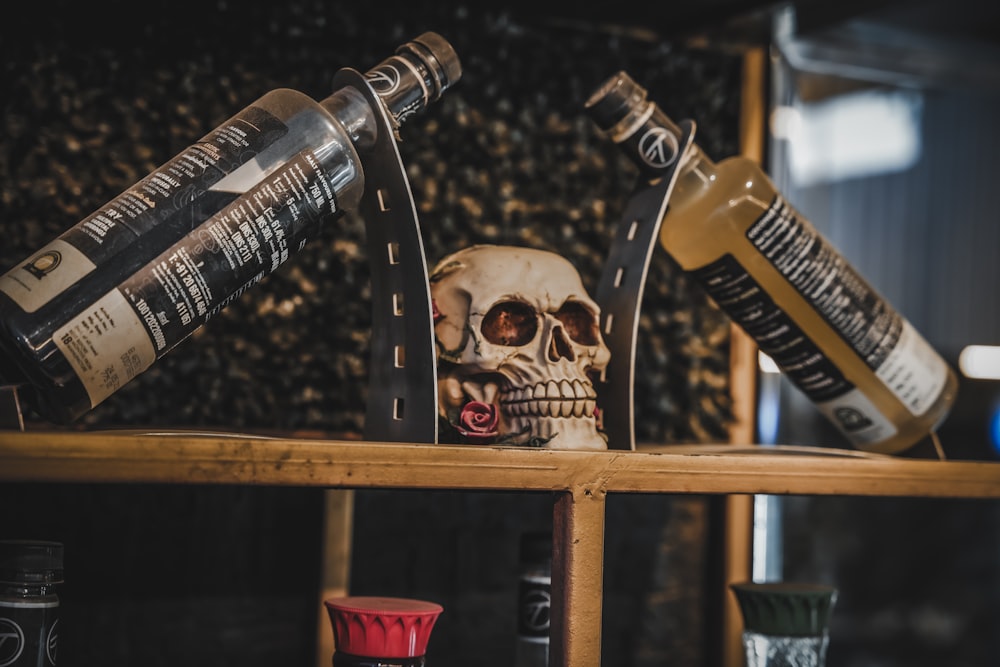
{"left": 501, "top": 379, "right": 597, "bottom": 418}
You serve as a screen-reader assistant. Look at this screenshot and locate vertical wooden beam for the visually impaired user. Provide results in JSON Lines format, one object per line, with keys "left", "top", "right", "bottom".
{"left": 316, "top": 489, "right": 355, "bottom": 667}
{"left": 721, "top": 44, "right": 768, "bottom": 667}
{"left": 739, "top": 46, "right": 768, "bottom": 167}
{"left": 550, "top": 488, "right": 607, "bottom": 667}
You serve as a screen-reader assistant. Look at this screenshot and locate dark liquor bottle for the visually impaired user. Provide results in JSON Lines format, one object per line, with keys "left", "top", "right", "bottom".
{"left": 585, "top": 71, "right": 957, "bottom": 455}
{"left": 0, "top": 540, "right": 63, "bottom": 667}
{"left": 515, "top": 531, "right": 551, "bottom": 667}
{"left": 0, "top": 33, "right": 460, "bottom": 424}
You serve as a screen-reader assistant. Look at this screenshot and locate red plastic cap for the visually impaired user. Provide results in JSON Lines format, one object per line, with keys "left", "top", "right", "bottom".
{"left": 324, "top": 596, "right": 443, "bottom": 658}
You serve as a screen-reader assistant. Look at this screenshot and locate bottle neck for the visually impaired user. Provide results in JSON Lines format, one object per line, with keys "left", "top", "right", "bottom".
{"left": 612, "top": 102, "right": 717, "bottom": 183}
{"left": 321, "top": 32, "right": 460, "bottom": 151}
{"left": 583, "top": 70, "right": 717, "bottom": 183}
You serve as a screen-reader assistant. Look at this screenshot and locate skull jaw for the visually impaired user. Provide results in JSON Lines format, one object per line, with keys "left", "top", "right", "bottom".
{"left": 504, "top": 413, "right": 608, "bottom": 450}
{"left": 439, "top": 370, "right": 609, "bottom": 450}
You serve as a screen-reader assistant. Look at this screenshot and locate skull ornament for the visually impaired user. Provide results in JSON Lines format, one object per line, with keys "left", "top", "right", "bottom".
{"left": 430, "top": 244, "right": 611, "bottom": 450}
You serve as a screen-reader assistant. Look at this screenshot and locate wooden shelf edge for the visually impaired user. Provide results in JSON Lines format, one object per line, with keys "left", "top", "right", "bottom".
{"left": 1, "top": 429, "right": 998, "bottom": 498}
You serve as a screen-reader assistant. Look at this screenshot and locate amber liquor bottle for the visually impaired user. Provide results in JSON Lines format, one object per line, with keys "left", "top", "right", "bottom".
{"left": 585, "top": 71, "right": 958, "bottom": 455}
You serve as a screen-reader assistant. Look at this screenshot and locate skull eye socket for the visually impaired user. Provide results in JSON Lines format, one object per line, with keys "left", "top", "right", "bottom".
{"left": 481, "top": 301, "right": 538, "bottom": 346}
{"left": 556, "top": 301, "right": 600, "bottom": 345}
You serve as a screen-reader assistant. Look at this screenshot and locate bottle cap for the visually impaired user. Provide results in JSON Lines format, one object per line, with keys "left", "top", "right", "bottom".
{"left": 324, "top": 596, "right": 443, "bottom": 658}
{"left": 399, "top": 32, "right": 462, "bottom": 101}
{"left": 0, "top": 539, "right": 64, "bottom": 585}
{"left": 584, "top": 70, "right": 649, "bottom": 133}
{"left": 730, "top": 582, "right": 838, "bottom": 637}
{"left": 583, "top": 69, "right": 690, "bottom": 179}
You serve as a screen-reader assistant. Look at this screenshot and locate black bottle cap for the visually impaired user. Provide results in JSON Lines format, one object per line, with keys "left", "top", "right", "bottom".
{"left": 584, "top": 70, "right": 649, "bottom": 133}
{"left": 400, "top": 32, "right": 463, "bottom": 101}
{"left": 0, "top": 539, "right": 64, "bottom": 585}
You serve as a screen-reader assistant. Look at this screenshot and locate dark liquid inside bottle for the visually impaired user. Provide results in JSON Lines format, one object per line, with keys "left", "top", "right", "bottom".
{"left": 0, "top": 33, "right": 461, "bottom": 425}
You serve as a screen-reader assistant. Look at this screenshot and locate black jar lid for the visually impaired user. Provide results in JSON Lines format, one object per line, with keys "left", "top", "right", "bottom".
{"left": 0, "top": 539, "right": 64, "bottom": 585}
{"left": 584, "top": 70, "right": 649, "bottom": 133}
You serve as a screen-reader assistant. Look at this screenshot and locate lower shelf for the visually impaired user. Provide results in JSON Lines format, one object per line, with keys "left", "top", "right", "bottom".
{"left": 2, "top": 429, "right": 998, "bottom": 667}
{"left": 1, "top": 429, "right": 998, "bottom": 498}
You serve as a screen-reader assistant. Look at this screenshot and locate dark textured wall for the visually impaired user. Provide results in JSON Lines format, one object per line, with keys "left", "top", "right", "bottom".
{"left": 0, "top": 2, "right": 740, "bottom": 666}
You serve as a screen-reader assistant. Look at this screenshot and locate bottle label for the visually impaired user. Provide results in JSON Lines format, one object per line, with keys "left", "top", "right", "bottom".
{"left": 745, "top": 196, "right": 948, "bottom": 417}
{"left": 0, "top": 240, "right": 96, "bottom": 313}
{"left": 52, "top": 290, "right": 157, "bottom": 407}
{"left": 693, "top": 194, "right": 950, "bottom": 441}
{"left": 814, "top": 387, "right": 898, "bottom": 445}
{"left": 53, "top": 147, "right": 341, "bottom": 408}
{"left": 693, "top": 252, "right": 898, "bottom": 442}
{"left": 870, "top": 319, "right": 949, "bottom": 417}
{"left": 517, "top": 573, "right": 551, "bottom": 642}
{"left": 0, "top": 599, "right": 58, "bottom": 667}
{"left": 745, "top": 196, "right": 904, "bottom": 370}
{"left": 0, "top": 106, "right": 288, "bottom": 313}
{"left": 693, "top": 252, "right": 856, "bottom": 403}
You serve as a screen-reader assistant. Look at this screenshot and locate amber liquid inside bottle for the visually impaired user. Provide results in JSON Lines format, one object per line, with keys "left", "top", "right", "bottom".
{"left": 586, "top": 72, "right": 958, "bottom": 455}
{"left": 0, "top": 88, "right": 366, "bottom": 424}
{"left": 664, "top": 148, "right": 957, "bottom": 454}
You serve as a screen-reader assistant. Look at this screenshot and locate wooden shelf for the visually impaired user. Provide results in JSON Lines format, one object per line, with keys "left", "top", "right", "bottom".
{"left": 2, "top": 428, "right": 998, "bottom": 667}
{"left": 1, "top": 429, "right": 998, "bottom": 498}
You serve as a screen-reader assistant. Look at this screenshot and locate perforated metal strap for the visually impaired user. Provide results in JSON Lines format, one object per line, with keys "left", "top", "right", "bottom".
{"left": 594, "top": 120, "right": 695, "bottom": 451}
{"left": 332, "top": 69, "right": 438, "bottom": 444}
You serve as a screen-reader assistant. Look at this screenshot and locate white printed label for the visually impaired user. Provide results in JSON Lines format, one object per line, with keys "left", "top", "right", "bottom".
{"left": 0, "top": 239, "right": 96, "bottom": 312}
{"left": 816, "top": 388, "right": 898, "bottom": 444}
{"left": 875, "top": 320, "right": 949, "bottom": 416}
{"left": 52, "top": 290, "right": 157, "bottom": 408}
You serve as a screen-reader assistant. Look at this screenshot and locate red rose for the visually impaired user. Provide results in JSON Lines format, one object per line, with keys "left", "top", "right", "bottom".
{"left": 457, "top": 401, "right": 499, "bottom": 443}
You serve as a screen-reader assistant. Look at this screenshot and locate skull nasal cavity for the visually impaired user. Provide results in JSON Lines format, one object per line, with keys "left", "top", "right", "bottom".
{"left": 482, "top": 301, "right": 538, "bottom": 346}
{"left": 549, "top": 326, "right": 576, "bottom": 362}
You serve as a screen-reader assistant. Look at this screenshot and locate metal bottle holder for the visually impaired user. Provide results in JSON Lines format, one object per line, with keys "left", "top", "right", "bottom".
{"left": 593, "top": 120, "right": 695, "bottom": 451}
{"left": 331, "top": 68, "right": 440, "bottom": 445}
